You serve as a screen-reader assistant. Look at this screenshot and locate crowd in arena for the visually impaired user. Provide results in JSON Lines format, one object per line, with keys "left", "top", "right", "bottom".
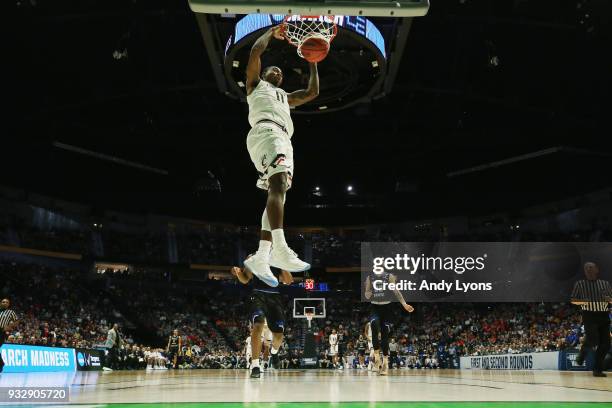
{"left": 0, "top": 261, "right": 132, "bottom": 350}
{"left": 0, "top": 258, "right": 591, "bottom": 371}
{"left": 1, "top": 198, "right": 609, "bottom": 371}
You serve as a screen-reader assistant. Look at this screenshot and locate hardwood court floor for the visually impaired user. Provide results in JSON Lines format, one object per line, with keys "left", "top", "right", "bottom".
{"left": 1, "top": 368, "right": 610, "bottom": 406}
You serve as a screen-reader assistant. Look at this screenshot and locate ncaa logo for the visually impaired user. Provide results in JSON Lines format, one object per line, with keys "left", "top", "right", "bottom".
{"left": 77, "top": 352, "right": 85, "bottom": 366}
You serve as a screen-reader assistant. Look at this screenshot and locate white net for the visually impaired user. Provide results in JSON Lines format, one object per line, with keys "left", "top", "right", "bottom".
{"left": 282, "top": 15, "right": 337, "bottom": 59}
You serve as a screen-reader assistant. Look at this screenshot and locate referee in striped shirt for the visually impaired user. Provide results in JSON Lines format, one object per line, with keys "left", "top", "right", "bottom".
{"left": 570, "top": 262, "right": 611, "bottom": 377}
{"left": 0, "top": 298, "right": 19, "bottom": 373}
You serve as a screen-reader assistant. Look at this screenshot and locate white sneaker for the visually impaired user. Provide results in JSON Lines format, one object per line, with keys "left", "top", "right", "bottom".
{"left": 244, "top": 253, "right": 278, "bottom": 287}
{"left": 269, "top": 246, "right": 310, "bottom": 272}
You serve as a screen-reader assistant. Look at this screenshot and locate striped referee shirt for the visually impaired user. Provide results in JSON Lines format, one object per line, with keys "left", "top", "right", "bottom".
{"left": 571, "top": 279, "right": 612, "bottom": 312}
{"left": 0, "top": 309, "right": 18, "bottom": 330}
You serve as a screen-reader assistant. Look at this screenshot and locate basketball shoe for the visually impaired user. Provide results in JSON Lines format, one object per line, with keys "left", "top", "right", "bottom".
{"left": 250, "top": 366, "right": 261, "bottom": 378}
{"left": 244, "top": 253, "right": 278, "bottom": 287}
{"left": 270, "top": 353, "right": 280, "bottom": 369}
{"left": 270, "top": 245, "right": 310, "bottom": 272}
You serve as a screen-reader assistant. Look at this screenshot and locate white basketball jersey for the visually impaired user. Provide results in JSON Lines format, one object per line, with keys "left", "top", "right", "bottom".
{"left": 329, "top": 333, "right": 338, "bottom": 345}
{"left": 247, "top": 80, "right": 294, "bottom": 137}
{"left": 367, "top": 325, "right": 372, "bottom": 341}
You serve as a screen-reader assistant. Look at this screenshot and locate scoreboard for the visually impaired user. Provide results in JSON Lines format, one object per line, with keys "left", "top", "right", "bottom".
{"left": 301, "top": 279, "right": 329, "bottom": 292}
{"left": 233, "top": 14, "right": 386, "bottom": 58}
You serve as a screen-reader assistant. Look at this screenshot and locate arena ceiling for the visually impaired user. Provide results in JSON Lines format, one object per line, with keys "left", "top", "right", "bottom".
{"left": 6, "top": 0, "right": 612, "bottom": 225}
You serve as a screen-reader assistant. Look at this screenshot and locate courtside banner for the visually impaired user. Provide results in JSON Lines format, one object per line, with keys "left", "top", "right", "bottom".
{"left": 558, "top": 349, "right": 592, "bottom": 371}
{"left": 459, "top": 352, "right": 559, "bottom": 370}
{"left": 361, "top": 242, "right": 612, "bottom": 302}
{"left": 0, "top": 344, "right": 76, "bottom": 373}
{"left": 75, "top": 348, "right": 103, "bottom": 371}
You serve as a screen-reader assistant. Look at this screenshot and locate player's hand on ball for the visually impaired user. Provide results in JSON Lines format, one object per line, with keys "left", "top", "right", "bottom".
{"left": 403, "top": 304, "right": 414, "bottom": 313}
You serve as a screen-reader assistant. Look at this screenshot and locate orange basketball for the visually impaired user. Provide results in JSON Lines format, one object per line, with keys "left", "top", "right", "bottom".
{"left": 299, "top": 36, "right": 330, "bottom": 63}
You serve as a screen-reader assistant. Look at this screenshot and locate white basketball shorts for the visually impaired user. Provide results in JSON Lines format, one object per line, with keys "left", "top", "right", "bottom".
{"left": 246, "top": 123, "right": 294, "bottom": 191}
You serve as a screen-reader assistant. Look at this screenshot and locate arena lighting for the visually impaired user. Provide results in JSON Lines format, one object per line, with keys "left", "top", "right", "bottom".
{"left": 53, "top": 141, "right": 169, "bottom": 175}
{"left": 347, "top": 185, "right": 353, "bottom": 192}
{"left": 447, "top": 147, "right": 562, "bottom": 177}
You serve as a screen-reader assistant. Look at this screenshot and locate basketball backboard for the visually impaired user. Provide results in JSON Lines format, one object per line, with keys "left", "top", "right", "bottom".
{"left": 188, "top": 0, "right": 429, "bottom": 17}
{"left": 293, "top": 298, "right": 326, "bottom": 319}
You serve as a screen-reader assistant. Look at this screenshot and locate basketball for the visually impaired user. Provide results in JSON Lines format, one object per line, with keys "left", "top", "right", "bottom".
{"left": 299, "top": 36, "right": 330, "bottom": 63}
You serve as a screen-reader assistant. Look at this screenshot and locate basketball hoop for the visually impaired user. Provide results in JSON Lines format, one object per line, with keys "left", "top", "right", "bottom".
{"left": 281, "top": 15, "right": 337, "bottom": 62}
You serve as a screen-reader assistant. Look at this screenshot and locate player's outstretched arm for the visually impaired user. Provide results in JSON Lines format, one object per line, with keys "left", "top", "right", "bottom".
{"left": 389, "top": 274, "right": 414, "bottom": 313}
{"left": 288, "top": 62, "right": 319, "bottom": 107}
{"left": 246, "top": 26, "right": 284, "bottom": 95}
{"left": 231, "top": 266, "right": 253, "bottom": 284}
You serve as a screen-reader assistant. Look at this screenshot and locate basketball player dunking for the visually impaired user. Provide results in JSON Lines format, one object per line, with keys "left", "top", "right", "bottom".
{"left": 364, "top": 272, "right": 414, "bottom": 375}
{"left": 231, "top": 259, "right": 293, "bottom": 378}
{"left": 243, "top": 25, "right": 320, "bottom": 286}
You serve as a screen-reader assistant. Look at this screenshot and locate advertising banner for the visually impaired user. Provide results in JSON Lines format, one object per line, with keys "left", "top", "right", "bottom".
{"left": 558, "top": 349, "right": 593, "bottom": 371}
{"left": 0, "top": 344, "right": 76, "bottom": 373}
{"left": 75, "top": 348, "right": 104, "bottom": 371}
{"left": 459, "top": 352, "right": 559, "bottom": 370}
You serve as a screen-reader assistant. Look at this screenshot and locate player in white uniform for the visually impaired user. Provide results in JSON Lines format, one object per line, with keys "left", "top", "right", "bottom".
{"left": 329, "top": 329, "right": 339, "bottom": 367}
{"left": 243, "top": 25, "right": 320, "bottom": 287}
